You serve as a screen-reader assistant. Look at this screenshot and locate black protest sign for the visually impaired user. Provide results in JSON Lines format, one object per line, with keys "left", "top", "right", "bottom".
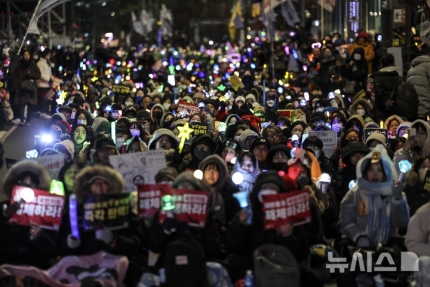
{"left": 191, "top": 123, "right": 208, "bottom": 136}
{"left": 112, "top": 84, "right": 132, "bottom": 96}
{"left": 363, "top": 128, "right": 387, "bottom": 143}
{"left": 82, "top": 193, "right": 131, "bottom": 230}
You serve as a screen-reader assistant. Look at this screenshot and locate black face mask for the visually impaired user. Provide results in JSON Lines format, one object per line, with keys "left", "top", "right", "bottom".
{"left": 194, "top": 150, "right": 211, "bottom": 160}
{"left": 272, "top": 162, "right": 287, "bottom": 171}
{"left": 153, "top": 111, "right": 163, "bottom": 123}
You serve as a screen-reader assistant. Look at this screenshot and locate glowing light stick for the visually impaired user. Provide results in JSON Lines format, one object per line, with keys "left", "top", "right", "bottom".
{"left": 69, "top": 194, "right": 80, "bottom": 240}
{"left": 233, "top": 191, "right": 248, "bottom": 208}
{"left": 193, "top": 169, "right": 203, "bottom": 180}
{"left": 349, "top": 180, "right": 358, "bottom": 190}
{"left": 50, "top": 179, "right": 65, "bottom": 196}
{"left": 20, "top": 187, "right": 35, "bottom": 203}
{"left": 398, "top": 160, "right": 412, "bottom": 182}
{"left": 232, "top": 172, "right": 244, "bottom": 185}
{"left": 177, "top": 122, "right": 194, "bottom": 154}
{"left": 319, "top": 173, "right": 331, "bottom": 194}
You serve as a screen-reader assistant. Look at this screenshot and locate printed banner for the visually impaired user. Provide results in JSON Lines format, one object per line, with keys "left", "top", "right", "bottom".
{"left": 9, "top": 186, "right": 65, "bottom": 231}
{"left": 137, "top": 184, "right": 170, "bottom": 219}
{"left": 33, "top": 154, "right": 65, "bottom": 180}
{"left": 159, "top": 188, "right": 209, "bottom": 228}
{"left": 82, "top": 193, "right": 131, "bottom": 231}
{"left": 111, "top": 84, "right": 131, "bottom": 96}
{"left": 177, "top": 100, "right": 200, "bottom": 115}
{"left": 109, "top": 150, "right": 167, "bottom": 192}
{"left": 262, "top": 189, "right": 311, "bottom": 230}
{"left": 308, "top": 130, "right": 337, "bottom": 158}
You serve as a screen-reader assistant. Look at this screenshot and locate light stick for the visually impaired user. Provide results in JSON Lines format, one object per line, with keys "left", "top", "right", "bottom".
{"left": 177, "top": 122, "right": 194, "bottom": 154}
{"left": 69, "top": 194, "right": 80, "bottom": 239}
{"left": 398, "top": 160, "right": 412, "bottom": 182}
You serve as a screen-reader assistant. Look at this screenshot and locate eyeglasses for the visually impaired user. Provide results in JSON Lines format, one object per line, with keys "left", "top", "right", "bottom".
{"left": 266, "top": 134, "right": 279, "bottom": 140}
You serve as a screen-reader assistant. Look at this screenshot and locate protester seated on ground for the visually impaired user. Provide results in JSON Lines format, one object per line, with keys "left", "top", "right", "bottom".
{"left": 340, "top": 145, "right": 409, "bottom": 247}
{"left": 250, "top": 138, "right": 271, "bottom": 171}
{"left": 88, "top": 136, "right": 120, "bottom": 165}
{"left": 303, "top": 136, "right": 333, "bottom": 175}
{"left": 148, "top": 128, "right": 180, "bottom": 168}
{"left": 0, "top": 160, "right": 57, "bottom": 269}
{"left": 59, "top": 164, "right": 145, "bottom": 286}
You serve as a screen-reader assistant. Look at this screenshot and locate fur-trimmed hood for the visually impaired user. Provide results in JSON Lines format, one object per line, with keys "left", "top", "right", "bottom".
{"left": 148, "top": 128, "right": 178, "bottom": 150}
{"left": 73, "top": 164, "right": 125, "bottom": 202}
{"left": 199, "top": 154, "right": 229, "bottom": 191}
{"left": 384, "top": 115, "right": 403, "bottom": 130}
{"left": 349, "top": 99, "right": 373, "bottom": 116}
{"left": 2, "top": 160, "right": 51, "bottom": 199}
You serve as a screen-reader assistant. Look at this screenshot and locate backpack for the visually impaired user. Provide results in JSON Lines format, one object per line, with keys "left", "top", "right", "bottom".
{"left": 390, "top": 82, "right": 419, "bottom": 121}
{"left": 253, "top": 244, "right": 300, "bottom": 287}
{"left": 164, "top": 236, "right": 207, "bottom": 287}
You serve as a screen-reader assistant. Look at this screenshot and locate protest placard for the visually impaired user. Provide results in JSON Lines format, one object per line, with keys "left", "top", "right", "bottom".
{"left": 9, "top": 186, "right": 65, "bottom": 230}
{"left": 111, "top": 84, "right": 131, "bottom": 95}
{"left": 82, "top": 193, "right": 131, "bottom": 230}
{"left": 177, "top": 100, "right": 200, "bottom": 115}
{"left": 33, "top": 154, "right": 65, "bottom": 180}
{"left": 363, "top": 128, "right": 388, "bottom": 143}
{"left": 137, "top": 184, "right": 170, "bottom": 219}
{"left": 308, "top": 130, "right": 337, "bottom": 158}
{"left": 229, "top": 75, "right": 244, "bottom": 91}
{"left": 159, "top": 188, "right": 209, "bottom": 228}
{"left": 109, "top": 150, "right": 167, "bottom": 192}
{"left": 277, "top": 110, "right": 294, "bottom": 119}
{"left": 262, "top": 189, "right": 311, "bottom": 230}
{"left": 191, "top": 123, "right": 208, "bottom": 136}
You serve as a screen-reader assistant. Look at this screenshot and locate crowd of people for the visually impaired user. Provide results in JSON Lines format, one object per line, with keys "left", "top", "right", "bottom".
{"left": 1, "top": 29, "right": 430, "bottom": 287}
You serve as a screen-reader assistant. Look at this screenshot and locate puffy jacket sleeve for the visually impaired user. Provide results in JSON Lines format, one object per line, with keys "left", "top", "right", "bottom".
{"left": 405, "top": 203, "right": 430, "bottom": 257}
{"left": 340, "top": 188, "right": 366, "bottom": 242}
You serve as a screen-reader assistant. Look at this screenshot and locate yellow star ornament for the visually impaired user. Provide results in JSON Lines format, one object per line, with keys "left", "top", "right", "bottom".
{"left": 177, "top": 122, "right": 194, "bottom": 154}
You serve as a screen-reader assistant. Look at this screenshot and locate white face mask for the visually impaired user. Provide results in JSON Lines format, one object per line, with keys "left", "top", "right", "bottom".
{"left": 163, "top": 103, "right": 171, "bottom": 110}
{"left": 353, "top": 54, "right": 362, "bottom": 61}
{"left": 70, "top": 112, "right": 76, "bottom": 119}
{"left": 266, "top": 100, "right": 275, "bottom": 107}
{"left": 125, "top": 101, "right": 133, "bottom": 107}
{"left": 33, "top": 55, "right": 39, "bottom": 60}
{"left": 316, "top": 107, "right": 324, "bottom": 112}
{"left": 369, "top": 147, "right": 375, "bottom": 151}
{"left": 419, "top": 168, "right": 428, "bottom": 182}
{"left": 357, "top": 109, "right": 365, "bottom": 116}
{"left": 258, "top": 189, "right": 278, "bottom": 203}
{"left": 234, "top": 136, "right": 241, "bottom": 142}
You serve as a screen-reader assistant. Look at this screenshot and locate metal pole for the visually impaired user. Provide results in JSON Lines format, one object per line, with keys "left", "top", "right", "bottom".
{"left": 7, "top": 0, "right": 13, "bottom": 46}
{"left": 18, "top": 0, "right": 43, "bottom": 54}
{"left": 269, "top": 0, "right": 275, "bottom": 80}
{"left": 48, "top": 10, "right": 52, "bottom": 48}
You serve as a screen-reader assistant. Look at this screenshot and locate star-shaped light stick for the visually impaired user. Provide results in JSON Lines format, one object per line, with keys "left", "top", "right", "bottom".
{"left": 177, "top": 122, "right": 194, "bottom": 154}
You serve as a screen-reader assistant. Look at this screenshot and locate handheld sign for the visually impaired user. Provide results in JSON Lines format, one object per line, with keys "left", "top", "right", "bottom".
{"left": 262, "top": 189, "right": 311, "bottom": 230}
{"left": 308, "top": 130, "right": 337, "bottom": 158}
{"left": 137, "top": 184, "right": 170, "bottom": 219}
{"left": 177, "top": 100, "right": 200, "bottom": 115}
{"left": 9, "top": 186, "right": 65, "bottom": 230}
{"left": 82, "top": 193, "right": 131, "bottom": 231}
{"left": 111, "top": 84, "right": 131, "bottom": 95}
{"left": 158, "top": 188, "right": 209, "bottom": 228}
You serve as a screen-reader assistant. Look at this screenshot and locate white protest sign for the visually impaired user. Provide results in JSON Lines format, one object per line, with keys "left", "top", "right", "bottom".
{"left": 308, "top": 130, "right": 337, "bottom": 158}
{"left": 33, "top": 154, "right": 65, "bottom": 180}
{"left": 109, "top": 150, "right": 167, "bottom": 193}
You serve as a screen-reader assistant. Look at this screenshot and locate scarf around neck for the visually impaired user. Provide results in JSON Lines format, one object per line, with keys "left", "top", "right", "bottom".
{"left": 357, "top": 177, "right": 393, "bottom": 245}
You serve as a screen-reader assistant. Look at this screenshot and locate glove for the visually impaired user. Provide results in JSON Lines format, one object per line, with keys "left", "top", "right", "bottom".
{"left": 296, "top": 174, "right": 310, "bottom": 189}
{"left": 356, "top": 236, "right": 371, "bottom": 248}
{"left": 67, "top": 234, "right": 81, "bottom": 249}
{"left": 392, "top": 182, "right": 403, "bottom": 200}
{"left": 95, "top": 228, "right": 114, "bottom": 245}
